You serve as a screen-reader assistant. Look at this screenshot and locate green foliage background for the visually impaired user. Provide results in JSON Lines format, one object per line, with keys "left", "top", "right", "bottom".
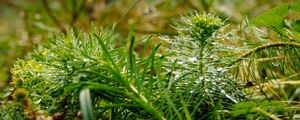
{"left": 1, "top": 0, "right": 300, "bottom": 119}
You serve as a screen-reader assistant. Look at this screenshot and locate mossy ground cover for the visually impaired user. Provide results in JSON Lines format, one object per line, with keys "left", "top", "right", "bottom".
{"left": 1, "top": 1, "right": 300, "bottom": 120}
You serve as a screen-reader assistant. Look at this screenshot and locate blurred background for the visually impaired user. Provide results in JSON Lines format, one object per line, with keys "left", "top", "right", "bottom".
{"left": 0, "top": 0, "right": 297, "bottom": 95}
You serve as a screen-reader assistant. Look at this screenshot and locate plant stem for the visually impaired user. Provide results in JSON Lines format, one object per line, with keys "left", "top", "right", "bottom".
{"left": 254, "top": 107, "right": 280, "bottom": 120}
{"left": 199, "top": 48, "right": 204, "bottom": 75}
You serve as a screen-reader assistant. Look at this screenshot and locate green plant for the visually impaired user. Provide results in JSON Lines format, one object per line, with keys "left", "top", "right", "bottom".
{"left": 231, "top": 100, "right": 295, "bottom": 119}
{"left": 3, "top": 3, "right": 300, "bottom": 119}
{"left": 232, "top": 2, "right": 300, "bottom": 100}
{"left": 5, "top": 12, "right": 248, "bottom": 119}
{"left": 161, "top": 12, "right": 247, "bottom": 119}
{"left": 228, "top": 2, "right": 300, "bottom": 119}
{"left": 10, "top": 26, "right": 166, "bottom": 119}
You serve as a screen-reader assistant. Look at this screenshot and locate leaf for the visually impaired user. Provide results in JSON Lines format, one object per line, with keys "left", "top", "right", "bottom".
{"left": 231, "top": 101, "right": 256, "bottom": 117}
{"left": 291, "top": 20, "right": 300, "bottom": 32}
{"left": 233, "top": 101, "right": 256, "bottom": 109}
{"left": 180, "top": 97, "right": 191, "bottom": 120}
{"left": 290, "top": 2, "right": 300, "bottom": 14}
{"left": 80, "top": 89, "right": 94, "bottom": 120}
{"left": 291, "top": 30, "right": 300, "bottom": 41}
{"left": 126, "top": 28, "right": 142, "bottom": 90}
{"left": 251, "top": 4, "right": 290, "bottom": 35}
{"left": 66, "top": 82, "right": 125, "bottom": 94}
{"left": 93, "top": 33, "right": 125, "bottom": 85}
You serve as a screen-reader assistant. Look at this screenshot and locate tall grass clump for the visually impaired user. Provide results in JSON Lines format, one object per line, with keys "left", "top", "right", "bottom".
{"left": 10, "top": 26, "right": 165, "bottom": 119}
{"left": 6, "top": 12, "right": 248, "bottom": 119}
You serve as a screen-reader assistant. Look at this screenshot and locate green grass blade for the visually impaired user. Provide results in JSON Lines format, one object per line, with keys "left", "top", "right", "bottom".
{"left": 127, "top": 29, "right": 142, "bottom": 90}
{"left": 180, "top": 97, "right": 191, "bottom": 120}
{"left": 148, "top": 44, "right": 161, "bottom": 94}
{"left": 93, "top": 33, "right": 127, "bottom": 85}
{"left": 80, "top": 89, "right": 94, "bottom": 120}
{"left": 93, "top": 33, "right": 118, "bottom": 69}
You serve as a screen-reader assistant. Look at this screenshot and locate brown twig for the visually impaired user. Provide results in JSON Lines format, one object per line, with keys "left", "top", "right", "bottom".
{"left": 134, "top": 29, "right": 178, "bottom": 36}
{"left": 41, "top": 0, "right": 66, "bottom": 34}
{"left": 116, "top": 0, "right": 141, "bottom": 25}
{"left": 199, "top": 0, "right": 209, "bottom": 12}
{"left": 186, "top": 0, "right": 200, "bottom": 11}
{"left": 71, "top": 0, "right": 86, "bottom": 25}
